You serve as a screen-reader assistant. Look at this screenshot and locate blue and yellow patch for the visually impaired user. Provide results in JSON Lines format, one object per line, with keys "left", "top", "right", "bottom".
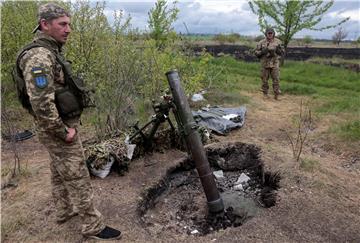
{"left": 31, "top": 67, "right": 48, "bottom": 89}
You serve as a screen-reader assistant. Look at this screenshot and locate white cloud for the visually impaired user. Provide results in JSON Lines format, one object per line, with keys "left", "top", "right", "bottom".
{"left": 101, "top": 0, "right": 359, "bottom": 39}
{"left": 192, "top": 0, "right": 246, "bottom": 13}
{"left": 328, "top": 9, "right": 360, "bottom": 21}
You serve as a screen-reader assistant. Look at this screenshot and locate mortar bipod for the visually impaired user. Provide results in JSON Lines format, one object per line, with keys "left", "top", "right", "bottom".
{"left": 129, "top": 94, "right": 175, "bottom": 150}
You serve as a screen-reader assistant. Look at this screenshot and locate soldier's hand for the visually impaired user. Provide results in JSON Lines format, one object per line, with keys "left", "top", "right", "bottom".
{"left": 261, "top": 47, "right": 268, "bottom": 55}
{"left": 65, "top": 127, "right": 76, "bottom": 143}
{"left": 268, "top": 49, "right": 275, "bottom": 57}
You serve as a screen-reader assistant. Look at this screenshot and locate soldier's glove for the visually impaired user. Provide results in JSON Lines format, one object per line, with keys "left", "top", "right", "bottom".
{"left": 260, "top": 47, "right": 268, "bottom": 56}
{"left": 275, "top": 45, "right": 283, "bottom": 55}
{"left": 268, "top": 48, "right": 276, "bottom": 57}
{"left": 255, "top": 51, "right": 262, "bottom": 58}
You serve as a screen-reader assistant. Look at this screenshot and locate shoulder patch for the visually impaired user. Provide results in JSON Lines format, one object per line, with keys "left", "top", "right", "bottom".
{"left": 32, "top": 67, "right": 48, "bottom": 89}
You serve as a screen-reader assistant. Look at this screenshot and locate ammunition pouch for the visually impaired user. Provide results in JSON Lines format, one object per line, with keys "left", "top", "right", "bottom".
{"left": 60, "top": 59, "right": 95, "bottom": 110}
{"left": 71, "top": 75, "right": 95, "bottom": 109}
{"left": 55, "top": 87, "right": 82, "bottom": 118}
{"left": 54, "top": 76, "right": 95, "bottom": 118}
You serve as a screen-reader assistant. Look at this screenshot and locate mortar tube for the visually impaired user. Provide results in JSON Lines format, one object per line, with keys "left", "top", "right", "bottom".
{"left": 166, "top": 70, "right": 224, "bottom": 213}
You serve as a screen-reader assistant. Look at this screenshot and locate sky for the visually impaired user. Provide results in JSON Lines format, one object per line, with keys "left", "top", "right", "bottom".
{"left": 102, "top": 0, "right": 360, "bottom": 40}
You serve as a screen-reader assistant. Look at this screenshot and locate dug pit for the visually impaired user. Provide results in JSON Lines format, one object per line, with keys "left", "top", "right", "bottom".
{"left": 137, "top": 142, "right": 281, "bottom": 236}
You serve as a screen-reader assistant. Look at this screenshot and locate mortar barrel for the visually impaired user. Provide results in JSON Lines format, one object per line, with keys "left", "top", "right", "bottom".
{"left": 166, "top": 70, "right": 224, "bottom": 213}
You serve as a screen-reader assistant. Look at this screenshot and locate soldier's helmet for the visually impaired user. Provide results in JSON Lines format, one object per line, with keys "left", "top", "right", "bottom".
{"left": 265, "top": 27, "right": 275, "bottom": 36}
{"left": 32, "top": 3, "right": 70, "bottom": 33}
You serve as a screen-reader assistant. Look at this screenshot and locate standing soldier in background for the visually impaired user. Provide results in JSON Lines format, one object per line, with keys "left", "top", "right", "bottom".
{"left": 12, "top": 3, "right": 121, "bottom": 240}
{"left": 254, "top": 27, "right": 284, "bottom": 100}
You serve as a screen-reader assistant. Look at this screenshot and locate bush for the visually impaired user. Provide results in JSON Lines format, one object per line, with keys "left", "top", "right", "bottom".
{"left": 213, "top": 33, "right": 241, "bottom": 44}
{"left": 302, "top": 35, "right": 313, "bottom": 46}
{"left": 254, "top": 35, "right": 264, "bottom": 42}
{"left": 1, "top": 1, "right": 215, "bottom": 139}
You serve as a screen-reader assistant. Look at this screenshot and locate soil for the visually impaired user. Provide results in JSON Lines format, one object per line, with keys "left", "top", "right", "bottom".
{"left": 1, "top": 91, "right": 360, "bottom": 243}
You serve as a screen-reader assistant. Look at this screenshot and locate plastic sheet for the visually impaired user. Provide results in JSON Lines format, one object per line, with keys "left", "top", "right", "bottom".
{"left": 192, "top": 106, "right": 246, "bottom": 135}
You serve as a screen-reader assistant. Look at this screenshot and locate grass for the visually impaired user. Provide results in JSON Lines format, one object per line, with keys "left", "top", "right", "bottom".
{"left": 1, "top": 215, "right": 30, "bottom": 239}
{"left": 300, "top": 158, "right": 320, "bottom": 172}
{"left": 1, "top": 163, "right": 31, "bottom": 179}
{"left": 204, "top": 88, "right": 251, "bottom": 106}
{"left": 333, "top": 120, "right": 360, "bottom": 141}
{"left": 1, "top": 165, "right": 12, "bottom": 177}
{"left": 307, "top": 56, "right": 360, "bottom": 65}
{"left": 281, "top": 82, "right": 318, "bottom": 95}
{"left": 207, "top": 56, "right": 360, "bottom": 141}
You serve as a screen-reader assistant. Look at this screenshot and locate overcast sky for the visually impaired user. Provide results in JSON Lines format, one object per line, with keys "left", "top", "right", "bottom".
{"left": 102, "top": 0, "right": 360, "bottom": 40}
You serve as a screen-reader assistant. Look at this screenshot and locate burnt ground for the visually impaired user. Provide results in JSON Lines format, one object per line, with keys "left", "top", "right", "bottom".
{"left": 193, "top": 44, "right": 360, "bottom": 61}
{"left": 138, "top": 142, "right": 281, "bottom": 237}
{"left": 193, "top": 45, "right": 360, "bottom": 72}
{"left": 1, "top": 91, "right": 360, "bottom": 243}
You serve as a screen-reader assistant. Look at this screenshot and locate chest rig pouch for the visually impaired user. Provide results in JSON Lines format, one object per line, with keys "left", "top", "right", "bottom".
{"left": 55, "top": 56, "right": 95, "bottom": 118}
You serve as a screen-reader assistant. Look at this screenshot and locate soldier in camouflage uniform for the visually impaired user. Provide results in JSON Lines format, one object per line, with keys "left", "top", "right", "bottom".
{"left": 14, "top": 3, "right": 121, "bottom": 240}
{"left": 254, "top": 27, "right": 284, "bottom": 100}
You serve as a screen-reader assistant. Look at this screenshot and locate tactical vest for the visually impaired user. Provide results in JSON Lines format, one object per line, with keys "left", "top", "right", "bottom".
{"left": 13, "top": 41, "right": 94, "bottom": 118}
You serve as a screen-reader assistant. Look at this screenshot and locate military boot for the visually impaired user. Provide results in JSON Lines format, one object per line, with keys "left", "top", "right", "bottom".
{"left": 88, "top": 226, "right": 122, "bottom": 240}
{"left": 274, "top": 93, "right": 279, "bottom": 100}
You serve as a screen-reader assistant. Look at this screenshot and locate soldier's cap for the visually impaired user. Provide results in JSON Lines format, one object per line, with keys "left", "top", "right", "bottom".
{"left": 32, "top": 3, "right": 70, "bottom": 34}
{"left": 265, "top": 27, "right": 275, "bottom": 35}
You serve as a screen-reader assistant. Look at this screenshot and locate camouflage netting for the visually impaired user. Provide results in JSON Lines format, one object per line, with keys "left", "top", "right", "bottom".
{"left": 85, "top": 135, "right": 130, "bottom": 176}
{"left": 85, "top": 126, "right": 214, "bottom": 177}
{"left": 129, "top": 126, "right": 214, "bottom": 157}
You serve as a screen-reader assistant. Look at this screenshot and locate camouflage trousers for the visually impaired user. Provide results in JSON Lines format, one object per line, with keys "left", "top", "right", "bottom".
{"left": 261, "top": 67, "right": 280, "bottom": 95}
{"left": 37, "top": 129, "right": 105, "bottom": 236}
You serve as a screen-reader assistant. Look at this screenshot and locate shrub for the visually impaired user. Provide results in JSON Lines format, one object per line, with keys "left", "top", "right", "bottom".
{"left": 1, "top": 1, "right": 214, "bottom": 139}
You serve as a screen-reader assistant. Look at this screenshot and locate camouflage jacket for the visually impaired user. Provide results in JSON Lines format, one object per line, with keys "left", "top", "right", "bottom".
{"left": 254, "top": 38, "right": 283, "bottom": 68}
{"left": 18, "top": 31, "right": 78, "bottom": 140}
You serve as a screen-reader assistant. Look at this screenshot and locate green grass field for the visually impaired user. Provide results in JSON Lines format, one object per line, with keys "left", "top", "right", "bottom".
{"left": 207, "top": 56, "right": 360, "bottom": 141}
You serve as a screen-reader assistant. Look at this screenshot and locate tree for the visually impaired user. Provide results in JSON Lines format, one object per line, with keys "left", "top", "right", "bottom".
{"left": 354, "top": 36, "right": 360, "bottom": 47}
{"left": 303, "top": 35, "right": 313, "bottom": 47}
{"left": 332, "top": 27, "right": 348, "bottom": 46}
{"left": 1, "top": 1, "right": 38, "bottom": 106}
{"left": 148, "top": 0, "right": 179, "bottom": 49}
{"left": 249, "top": 0, "right": 349, "bottom": 51}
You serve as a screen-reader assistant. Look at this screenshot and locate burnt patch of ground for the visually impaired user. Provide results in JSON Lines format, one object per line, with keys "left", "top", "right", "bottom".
{"left": 193, "top": 44, "right": 360, "bottom": 65}
{"left": 138, "top": 142, "right": 280, "bottom": 236}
